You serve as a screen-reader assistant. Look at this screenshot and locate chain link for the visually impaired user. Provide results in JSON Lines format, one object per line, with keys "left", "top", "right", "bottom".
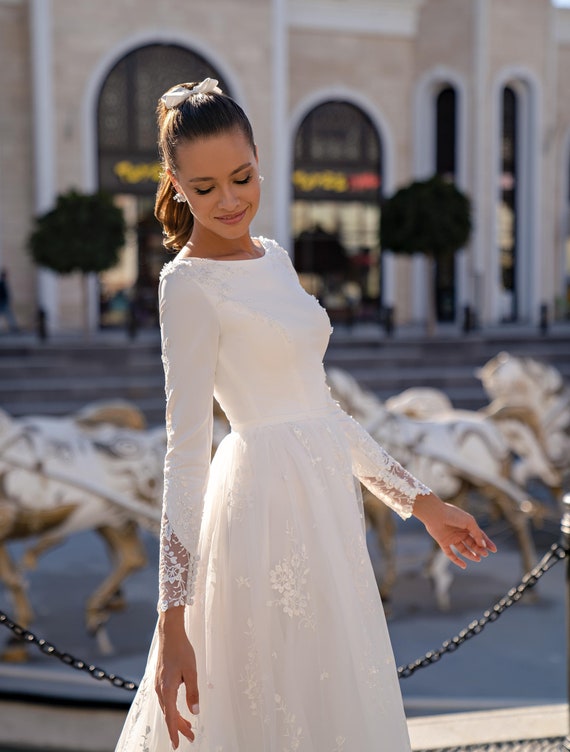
{"left": 0, "top": 542, "right": 566, "bottom": 691}
{"left": 397, "top": 542, "right": 567, "bottom": 679}
{"left": 0, "top": 610, "right": 138, "bottom": 691}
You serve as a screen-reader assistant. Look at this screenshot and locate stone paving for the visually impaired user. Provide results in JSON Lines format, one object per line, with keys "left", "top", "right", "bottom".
{"left": 418, "top": 741, "right": 565, "bottom": 751}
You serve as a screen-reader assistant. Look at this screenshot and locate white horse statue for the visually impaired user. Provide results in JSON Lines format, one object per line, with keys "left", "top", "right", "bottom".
{"left": 0, "top": 402, "right": 165, "bottom": 658}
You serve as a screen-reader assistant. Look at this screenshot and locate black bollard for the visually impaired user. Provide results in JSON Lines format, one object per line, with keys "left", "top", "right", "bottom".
{"left": 462, "top": 305, "right": 473, "bottom": 334}
{"left": 539, "top": 303, "right": 549, "bottom": 336}
{"left": 36, "top": 307, "right": 47, "bottom": 341}
{"left": 383, "top": 305, "right": 394, "bottom": 337}
{"left": 561, "top": 493, "right": 570, "bottom": 750}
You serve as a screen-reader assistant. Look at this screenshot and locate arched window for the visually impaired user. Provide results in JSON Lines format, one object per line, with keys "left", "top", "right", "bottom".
{"left": 96, "top": 45, "right": 229, "bottom": 328}
{"left": 434, "top": 85, "right": 457, "bottom": 322}
{"left": 291, "top": 101, "right": 382, "bottom": 323}
{"left": 498, "top": 85, "right": 518, "bottom": 322}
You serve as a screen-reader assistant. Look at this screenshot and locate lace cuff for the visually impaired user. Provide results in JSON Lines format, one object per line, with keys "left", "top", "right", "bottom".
{"left": 335, "top": 406, "right": 431, "bottom": 518}
{"left": 158, "top": 511, "right": 200, "bottom": 611}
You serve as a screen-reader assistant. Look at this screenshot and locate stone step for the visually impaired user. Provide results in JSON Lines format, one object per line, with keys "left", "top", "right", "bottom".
{"left": 1, "top": 329, "right": 568, "bottom": 426}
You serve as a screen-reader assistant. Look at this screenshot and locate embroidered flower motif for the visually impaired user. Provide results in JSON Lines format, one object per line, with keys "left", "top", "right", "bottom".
{"left": 239, "top": 618, "right": 263, "bottom": 716}
{"left": 274, "top": 693, "right": 304, "bottom": 751}
{"left": 268, "top": 523, "right": 315, "bottom": 630}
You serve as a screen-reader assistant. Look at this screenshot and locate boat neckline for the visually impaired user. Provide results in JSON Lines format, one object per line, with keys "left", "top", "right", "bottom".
{"left": 173, "top": 237, "right": 268, "bottom": 264}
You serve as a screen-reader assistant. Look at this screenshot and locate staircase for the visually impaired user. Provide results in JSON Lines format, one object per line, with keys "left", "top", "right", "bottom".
{"left": 1, "top": 325, "right": 569, "bottom": 426}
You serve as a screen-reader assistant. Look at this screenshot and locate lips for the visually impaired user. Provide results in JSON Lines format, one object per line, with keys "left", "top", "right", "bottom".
{"left": 216, "top": 209, "right": 247, "bottom": 225}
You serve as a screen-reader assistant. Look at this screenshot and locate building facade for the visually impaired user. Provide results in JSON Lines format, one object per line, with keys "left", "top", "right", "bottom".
{"left": 0, "top": 0, "right": 569, "bottom": 332}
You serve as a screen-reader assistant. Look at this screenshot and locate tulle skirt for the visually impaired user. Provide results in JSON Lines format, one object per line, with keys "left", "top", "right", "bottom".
{"left": 115, "top": 412, "right": 411, "bottom": 751}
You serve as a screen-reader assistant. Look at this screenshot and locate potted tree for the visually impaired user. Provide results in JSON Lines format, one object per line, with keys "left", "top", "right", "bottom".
{"left": 28, "top": 189, "right": 126, "bottom": 334}
{"left": 380, "top": 175, "right": 472, "bottom": 335}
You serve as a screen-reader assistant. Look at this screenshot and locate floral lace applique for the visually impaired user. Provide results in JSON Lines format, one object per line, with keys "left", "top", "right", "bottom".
{"left": 274, "top": 693, "right": 304, "bottom": 751}
{"left": 336, "top": 409, "right": 431, "bottom": 518}
{"left": 345, "top": 531, "right": 376, "bottom": 614}
{"left": 268, "top": 522, "right": 316, "bottom": 630}
{"left": 333, "top": 736, "right": 346, "bottom": 752}
{"left": 158, "top": 507, "right": 200, "bottom": 611}
{"left": 239, "top": 617, "right": 264, "bottom": 717}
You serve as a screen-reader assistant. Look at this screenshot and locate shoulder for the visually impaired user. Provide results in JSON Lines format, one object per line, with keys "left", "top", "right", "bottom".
{"left": 256, "top": 236, "right": 292, "bottom": 260}
{"left": 158, "top": 259, "right": 218, "bottom": 315}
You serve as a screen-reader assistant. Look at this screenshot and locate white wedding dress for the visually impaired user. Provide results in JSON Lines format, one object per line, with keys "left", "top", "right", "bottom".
{"left": 115, "top": 237, "right": 431, "bottom": 752}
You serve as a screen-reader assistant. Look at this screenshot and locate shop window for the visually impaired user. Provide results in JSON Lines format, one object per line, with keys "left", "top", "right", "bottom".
{"left": 498, "top": 86, "right": 517, "bottom": 322}
{"left": 96, "top": 44, "right": 228, "bottom": 328}
{"left": 434, "top": 85, "right": 457, "bottom": 323}
{"left": 292, "top": 102, "right": 382, "bottom": 324}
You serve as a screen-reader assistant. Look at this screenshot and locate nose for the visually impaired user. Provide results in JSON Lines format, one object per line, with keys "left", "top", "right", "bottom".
{"left": 218, "top": 184, "right": 239, "bottom": 211}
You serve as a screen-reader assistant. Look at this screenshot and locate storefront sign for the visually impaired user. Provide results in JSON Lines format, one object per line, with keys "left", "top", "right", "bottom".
{"left": 292, "top": 169, "right": 381, "bottom": 199}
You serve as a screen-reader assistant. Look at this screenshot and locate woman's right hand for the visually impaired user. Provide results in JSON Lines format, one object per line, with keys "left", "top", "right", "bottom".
{"left": 155, "top": 606, "right": 200, "bottom": 749}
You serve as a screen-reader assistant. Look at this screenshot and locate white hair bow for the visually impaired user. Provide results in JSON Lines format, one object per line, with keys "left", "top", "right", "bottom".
{"left": 161, "top": 78, "right": 222, "bottom": 109}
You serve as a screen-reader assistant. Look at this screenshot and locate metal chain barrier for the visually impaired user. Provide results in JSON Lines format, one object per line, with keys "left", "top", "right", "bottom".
{"left": 397, "top": 541, "right": 567, "bottom": 679}
{"left": 0, "top": 539, "right": 566, "bottom": 692}
{"left": 0, "top": 610, "right": 137, "bottom": 691}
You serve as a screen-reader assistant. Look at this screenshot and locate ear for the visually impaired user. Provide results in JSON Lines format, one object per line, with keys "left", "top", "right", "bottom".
{"left": 166, "top": 168, "right": 180, "bottom": 193}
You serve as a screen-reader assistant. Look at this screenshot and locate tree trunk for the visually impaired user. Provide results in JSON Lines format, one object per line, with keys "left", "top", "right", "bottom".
{"left": 426, "top": 253, "right": 437, "bottom": 337}
{"left": 82, "top": 273, "right": 91, "bottom": 339}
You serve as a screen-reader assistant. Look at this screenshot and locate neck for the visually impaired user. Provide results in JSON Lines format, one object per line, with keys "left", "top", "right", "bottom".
{"left": 187, "top": 227, "right": 261, "bottom": 260}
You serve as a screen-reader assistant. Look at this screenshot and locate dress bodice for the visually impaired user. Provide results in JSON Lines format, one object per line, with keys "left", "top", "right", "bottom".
{"left": 160, "top": 238, "right": 334, "bottom": 429}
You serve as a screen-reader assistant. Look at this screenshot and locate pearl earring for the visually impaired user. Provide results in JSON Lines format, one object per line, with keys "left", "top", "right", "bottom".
{"left": 173, "top": 192, "right": 186, "bottom": 203}
{"left": 259, "top": 176, "right": 265, "bottom": 183}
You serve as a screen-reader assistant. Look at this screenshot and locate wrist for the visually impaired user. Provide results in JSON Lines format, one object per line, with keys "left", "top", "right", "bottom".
{"left": 412, "top": 492, "right": 445, "bottom": 525}
{"left": 158, "top": 604, "right": 186, "bottom": 635}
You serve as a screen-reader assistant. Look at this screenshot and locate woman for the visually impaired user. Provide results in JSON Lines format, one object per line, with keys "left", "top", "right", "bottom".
{"left": 115, "top": 78, "right": 495, "bottom": 752}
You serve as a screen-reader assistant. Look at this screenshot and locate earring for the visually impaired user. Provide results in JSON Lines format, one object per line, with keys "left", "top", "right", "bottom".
{"left": 173, "top": 192, "right": 187, "bottom": 203}
{"left": 259, "top": 176, "right": 265, "bottom": 183}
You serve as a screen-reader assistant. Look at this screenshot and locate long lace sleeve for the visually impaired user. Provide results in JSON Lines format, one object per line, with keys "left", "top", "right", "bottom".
{"left": 157, "top": 267, "right": 219, "bottom": 612}
{"left": 332, "top": 403, "right": 432, "bottom": 519}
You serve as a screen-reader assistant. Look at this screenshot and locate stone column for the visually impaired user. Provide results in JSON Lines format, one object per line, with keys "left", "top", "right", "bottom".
{"left": 30, "top": 0, "right": 58, "bottom": 332}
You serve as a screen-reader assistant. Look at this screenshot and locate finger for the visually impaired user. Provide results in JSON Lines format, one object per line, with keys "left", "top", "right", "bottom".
{"left": 185, "top": 673, "right": 200, "bottom": 717}
{"left": 453, "top": 542, "right": 479, "bottom": 562}
{"left": 163, "top": 691, "right": 182, "bottom": 749}
{"left": 442, "top": 544, "right": 467, "bottom": 569}
{"left": 178, "top": 714, "right": 195, "bottom": 743}
{"left": 467, "top": 519, "right": 497, "bottom": 553}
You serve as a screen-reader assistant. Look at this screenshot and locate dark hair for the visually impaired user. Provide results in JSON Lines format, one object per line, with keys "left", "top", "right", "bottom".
{"left": 155, "top": 82, "right": 256, "bottom": 251}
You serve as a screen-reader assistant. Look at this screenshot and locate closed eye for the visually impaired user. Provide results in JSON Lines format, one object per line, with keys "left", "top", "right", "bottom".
{"left": 194, "top": 173, "right": 252, "bottom": 195}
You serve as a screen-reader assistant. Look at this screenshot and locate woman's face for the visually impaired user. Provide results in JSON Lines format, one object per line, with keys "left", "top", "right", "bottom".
{"left": 170, "top": 129, "right": 260, "bottom": 244}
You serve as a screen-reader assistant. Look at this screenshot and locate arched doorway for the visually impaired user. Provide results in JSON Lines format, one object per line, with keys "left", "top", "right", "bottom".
{"left": 496, "top": 79, "right": 536, "bottom": 323}
{"left": 291, "top": 101, "right": 382, "bottom": 324}
{"left": 434, "top": 85, "right": 457, "bottom": 322}
{"left": 97, "top": 44, "right": 230, "bottom": 328}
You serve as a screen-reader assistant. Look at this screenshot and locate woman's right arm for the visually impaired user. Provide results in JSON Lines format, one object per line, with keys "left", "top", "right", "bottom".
{"left": 155, "top": 267, "right": 220, "bottom": 748}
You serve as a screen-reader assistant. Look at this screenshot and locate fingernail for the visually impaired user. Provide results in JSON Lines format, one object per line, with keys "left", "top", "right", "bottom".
{"left": 192, "top": 703, "right": 200, "bottom": 714}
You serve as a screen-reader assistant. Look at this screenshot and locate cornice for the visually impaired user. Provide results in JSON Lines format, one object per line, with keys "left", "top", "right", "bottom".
{"left": 287, "top": 0, "right": 426, "bottom": 38}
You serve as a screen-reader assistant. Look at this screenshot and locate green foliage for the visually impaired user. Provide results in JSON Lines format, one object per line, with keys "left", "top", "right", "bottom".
{"left": 380, "top": 175, "right": 471, "bottom": 258}
{"left": 28, "top": 190, "right": 126, "bottom": 274}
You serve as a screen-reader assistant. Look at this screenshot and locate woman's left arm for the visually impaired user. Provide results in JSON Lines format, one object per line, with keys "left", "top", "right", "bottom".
{"left": 333, "top": 404, "right": 496, "bottom": 566}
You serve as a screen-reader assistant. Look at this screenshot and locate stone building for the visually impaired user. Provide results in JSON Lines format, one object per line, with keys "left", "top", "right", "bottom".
{"left": 0, "top": 0, "right": 569, "bottom": 332}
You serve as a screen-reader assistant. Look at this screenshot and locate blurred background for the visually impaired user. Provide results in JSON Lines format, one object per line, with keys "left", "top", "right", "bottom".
{"left": 1, "top": 0, "right": 569, "bottom": 336}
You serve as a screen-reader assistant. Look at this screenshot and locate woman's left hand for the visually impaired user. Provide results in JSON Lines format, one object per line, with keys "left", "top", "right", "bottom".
{"left": 413, "top": 494, "right": 497, "bottom": 569}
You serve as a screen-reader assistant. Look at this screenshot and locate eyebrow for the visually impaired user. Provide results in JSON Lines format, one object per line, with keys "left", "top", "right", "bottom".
{"left": 188, "top": 162, "right": 253, "bottom": 183}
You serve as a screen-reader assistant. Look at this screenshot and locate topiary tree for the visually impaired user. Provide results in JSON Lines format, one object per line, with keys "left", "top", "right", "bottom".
{"left": 28, "top": 189, "right": 126, "bottom": 332}
{"left": 380, "top": 175, "right": 472, "bottom": 335}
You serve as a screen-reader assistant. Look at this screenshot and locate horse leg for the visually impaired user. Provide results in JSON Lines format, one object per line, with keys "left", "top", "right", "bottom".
{"left": 0, "top": 544, "right": 33, "bottom": 662}
{"left": 86, "top": 522, "right": 147, "bottom": 653}
{"left": 21, "top": 533, "right": 64, "bottom": 571}
{"left": 488, "top": 487, "right": 538, "bottom": 573}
